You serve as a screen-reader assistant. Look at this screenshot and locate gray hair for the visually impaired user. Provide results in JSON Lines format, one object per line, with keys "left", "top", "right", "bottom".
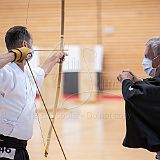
{"left": 145, "top": 36, "right": 160, "bottom": 56}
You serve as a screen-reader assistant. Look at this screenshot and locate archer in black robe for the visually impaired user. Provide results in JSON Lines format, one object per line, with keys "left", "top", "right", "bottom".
{"left": 122, "top": 78, "right": 160, "bottom": 152}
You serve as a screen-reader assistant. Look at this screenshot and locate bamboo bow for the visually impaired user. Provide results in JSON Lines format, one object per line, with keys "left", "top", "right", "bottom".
{"left": 44, "top": 0, "right": 65, "bottom": 157}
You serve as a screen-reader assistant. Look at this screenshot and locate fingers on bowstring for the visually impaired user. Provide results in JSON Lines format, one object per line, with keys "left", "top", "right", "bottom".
{"left": 26, "top": 53, "right": 32, "bottom": 60}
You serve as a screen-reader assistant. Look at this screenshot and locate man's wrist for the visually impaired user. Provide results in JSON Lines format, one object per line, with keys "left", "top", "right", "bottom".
{"left": 121, "top": 78, "right": 132, "bottom": 83}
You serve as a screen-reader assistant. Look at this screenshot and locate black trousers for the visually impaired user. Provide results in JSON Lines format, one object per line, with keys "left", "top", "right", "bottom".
{"left": 0, "top": 135, "right": 29, "bottom": 160}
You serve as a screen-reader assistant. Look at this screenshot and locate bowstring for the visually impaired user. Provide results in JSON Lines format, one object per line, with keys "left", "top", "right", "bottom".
{"left": 24, "top": 0, "right": 67, "bottom": 159}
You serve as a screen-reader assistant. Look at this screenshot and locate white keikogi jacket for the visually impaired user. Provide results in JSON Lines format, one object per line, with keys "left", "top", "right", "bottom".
{"left": 0, "top": 63, "right": 45, "bottom": 140}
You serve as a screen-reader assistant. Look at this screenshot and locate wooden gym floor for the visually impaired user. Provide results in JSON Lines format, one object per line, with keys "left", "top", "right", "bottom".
{"left": 28, "top": 91, "right": 155, "bottom": 160}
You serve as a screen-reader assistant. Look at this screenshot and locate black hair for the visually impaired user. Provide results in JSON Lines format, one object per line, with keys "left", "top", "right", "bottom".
{"left": 5, "top": 26, "right": 31, "bottom": 50}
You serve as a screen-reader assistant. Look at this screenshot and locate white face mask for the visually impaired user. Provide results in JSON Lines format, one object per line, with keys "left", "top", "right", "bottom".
{"left": 28, "top": 47, "right": 35, "bottom": 61}
{"left": 31, "top": 47, "right": 35, "bottom": 56}
{"left": 142, "top": 57, "right": 156, "bottom": 77}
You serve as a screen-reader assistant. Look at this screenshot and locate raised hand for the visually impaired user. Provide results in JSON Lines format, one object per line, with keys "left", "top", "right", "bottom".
{"left": 117, "top": 71, "right": 133, "bottom": 83}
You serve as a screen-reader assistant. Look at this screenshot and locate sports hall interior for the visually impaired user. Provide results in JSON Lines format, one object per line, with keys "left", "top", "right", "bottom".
{"left": 0, "top": 0, "right": 160, "bottom": 159}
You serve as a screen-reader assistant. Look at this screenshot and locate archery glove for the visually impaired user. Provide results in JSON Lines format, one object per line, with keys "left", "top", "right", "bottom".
{"left": 10, "top": 47, "right": 32, "bottom": 63}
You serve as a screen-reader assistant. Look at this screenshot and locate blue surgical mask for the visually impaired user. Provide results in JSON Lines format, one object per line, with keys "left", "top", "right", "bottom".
{"left": 142, "top": 57, "right": 156, "bottom": 77}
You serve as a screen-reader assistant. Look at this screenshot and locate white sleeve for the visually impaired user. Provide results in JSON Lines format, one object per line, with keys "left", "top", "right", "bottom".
{"left": 0, "top": 67, "right": 14, "bottom": 91}
{"left": 32, "top": 67, "right": 45, "bottom": 88}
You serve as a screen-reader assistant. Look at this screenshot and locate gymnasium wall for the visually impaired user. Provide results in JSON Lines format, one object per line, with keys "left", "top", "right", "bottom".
{"left": 0, "top": 0, "right": 160, "bottom": 90}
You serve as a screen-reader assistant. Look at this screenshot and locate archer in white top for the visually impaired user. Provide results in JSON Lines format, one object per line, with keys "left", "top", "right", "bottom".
{"left": 0, "top": 26, "right": 67, "bottom": 141}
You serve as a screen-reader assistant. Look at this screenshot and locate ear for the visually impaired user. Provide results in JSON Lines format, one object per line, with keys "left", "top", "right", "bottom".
{"left": 20, "top": 40, "right": 28, "bottom": 47}
{"left": 23, "top": 41, "right": 28, "bottom": 47}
